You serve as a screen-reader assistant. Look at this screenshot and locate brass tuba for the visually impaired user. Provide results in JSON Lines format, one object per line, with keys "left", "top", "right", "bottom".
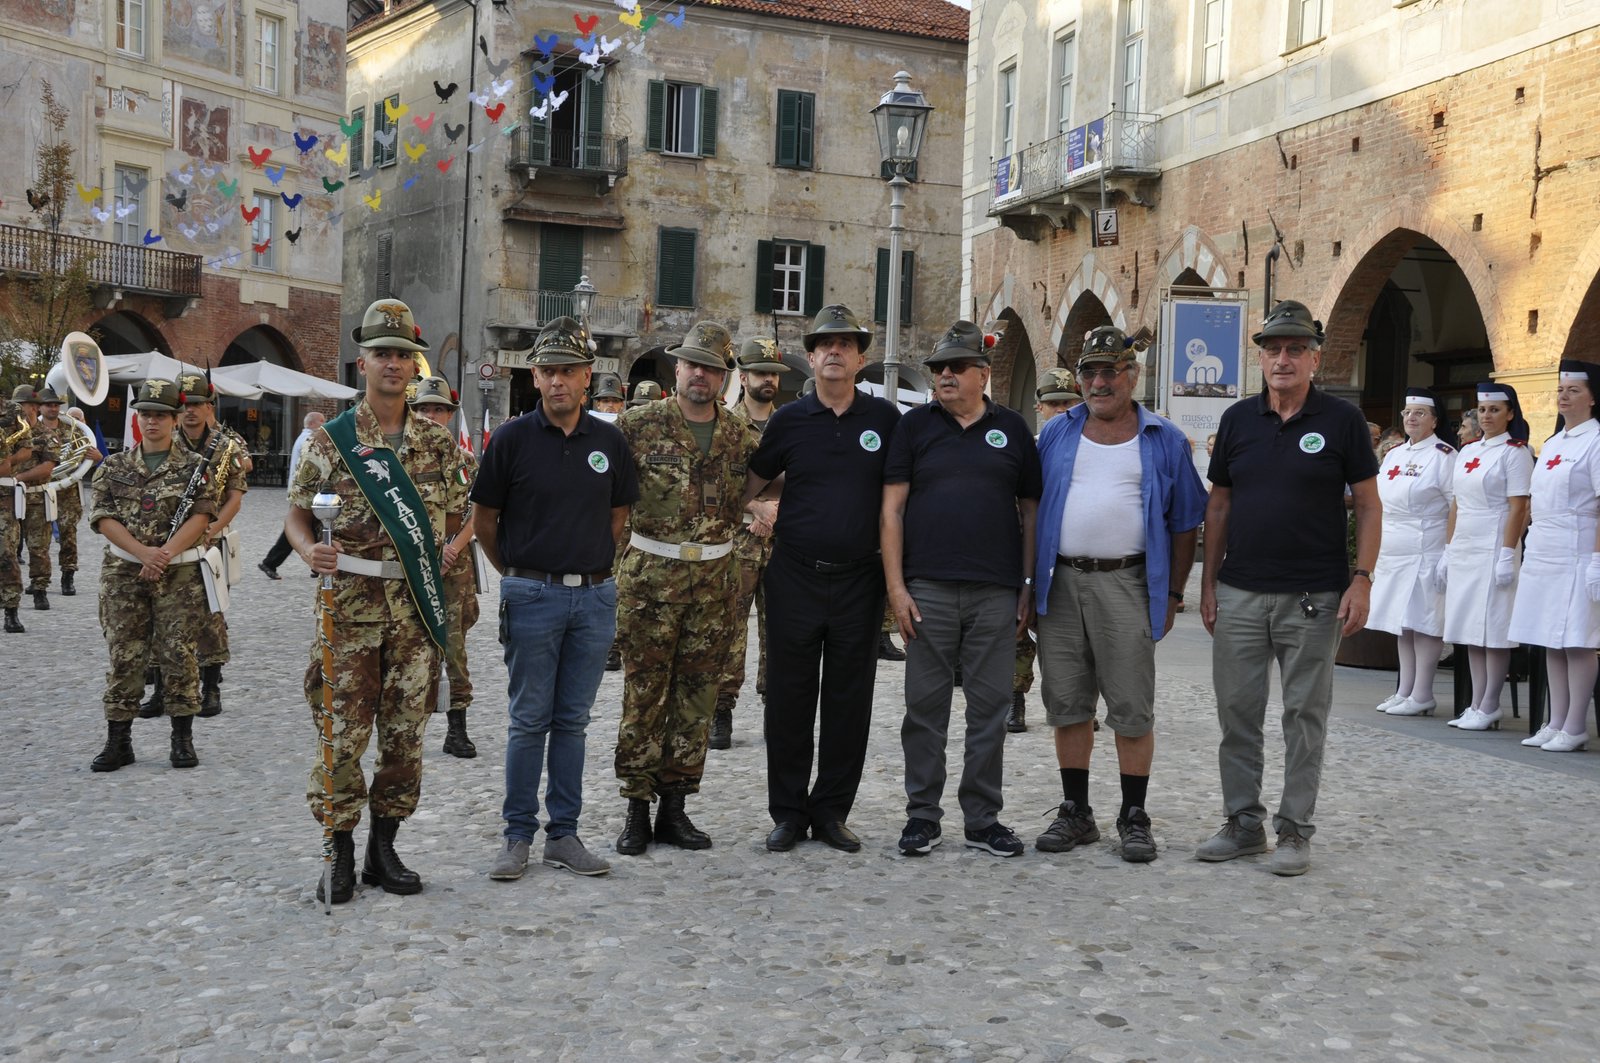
{"left": 40, "top": 332, "right": 108, "bottom": 487}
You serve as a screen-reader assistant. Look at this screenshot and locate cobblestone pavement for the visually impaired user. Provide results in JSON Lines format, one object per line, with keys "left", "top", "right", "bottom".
{"left": 3, "top": 489, "right": 1598, "bottom": 1061}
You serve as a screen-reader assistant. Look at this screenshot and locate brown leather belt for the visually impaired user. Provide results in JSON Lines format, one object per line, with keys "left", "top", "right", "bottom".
{"left": 504, "top": 566, "right": 612, "bottom": 587}
{"left": 1057, "top": 553, "right": 1145, "bottom": 573}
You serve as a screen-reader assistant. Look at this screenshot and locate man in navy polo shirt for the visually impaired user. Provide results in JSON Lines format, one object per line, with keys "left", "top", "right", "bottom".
{"left": 473, "top": 316, "right": 640, "bottom": 880}
{"left": 882, "top": 321, "right": 1041, "bottom": 858}
{"left": 1198, "top": 300, "right": 1380, "bottom": 877}
{"left": 744, "top": 304, "right": 900, "bottom": 853}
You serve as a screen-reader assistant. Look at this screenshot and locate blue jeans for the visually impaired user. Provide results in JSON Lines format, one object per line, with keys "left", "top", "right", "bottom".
{"left": 501, "top": 576, "right": 617, "bottom": 841}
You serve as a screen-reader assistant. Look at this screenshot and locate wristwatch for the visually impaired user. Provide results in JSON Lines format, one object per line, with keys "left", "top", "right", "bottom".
{"left": 1351, "top": 569, "right": 1372, "bottom": 581}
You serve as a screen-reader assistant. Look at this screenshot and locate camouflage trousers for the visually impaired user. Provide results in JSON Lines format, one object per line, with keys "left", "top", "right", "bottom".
{"left": 1016, "top": 631, "right": 1037, "bottom": 695}
{"left": 718, "top": 537, "right": 770, "bottom": 701}
{"left": 443, "top": 569, "right": 480, "bottom": 712}
{"left": 55, "top": 485, "right": 81, "bottom": 572}
{"left": 0, "top": 510, "right": 19, "bottom": 609}
{"left": 22, "top": 498, "right": 51, "bottom": 593}
{"left": 100, "top": 558, "right": 206, "bottom": 720}
{"left": 615, "top": 590, "right": 737, "bottom": 800}
{"left": 198, "top": 608, "right": 230, "bottom": 666}
{"left": 303, "top": 605, "right": 440, "bottom": 830}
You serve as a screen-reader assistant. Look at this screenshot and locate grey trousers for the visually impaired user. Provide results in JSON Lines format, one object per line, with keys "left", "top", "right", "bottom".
{"left": 1211, "top": 583, "right": 1343, "bottom": 839}
{"left": 901, "top": 579, "right": 1016, "bottom": 829}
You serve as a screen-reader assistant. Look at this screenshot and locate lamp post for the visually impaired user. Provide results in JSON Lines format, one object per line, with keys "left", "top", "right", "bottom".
{"left": 871, "top": 71, "right": 933, "bottom": 405}
{"left": 571, "top": 274, "right": 597, "bottom": 332}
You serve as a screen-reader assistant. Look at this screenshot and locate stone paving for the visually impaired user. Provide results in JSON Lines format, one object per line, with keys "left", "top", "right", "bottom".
{"left": 3, "top": 487, "right": 1598, "bottom": 1061}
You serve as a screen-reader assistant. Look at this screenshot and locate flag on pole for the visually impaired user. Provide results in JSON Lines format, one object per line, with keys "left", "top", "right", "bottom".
{"left": 121, "top": 385, "right": 141, "bottom": 450}
{"left": 457, "top": 419, "right": 471, "bottom": 455}
{"left": 481, "top": 408, "right": 491, "bottom": 454}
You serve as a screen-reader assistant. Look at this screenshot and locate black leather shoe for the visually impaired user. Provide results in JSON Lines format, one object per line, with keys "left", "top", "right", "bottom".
{"left": 198, "top": 664, "right": 222, "bottom": 717}
{"left": 1007, "top": 691, "right": 1027, "bottom": 733}
{"left": 616, "top": 798, "right": 653, "bottom": 855}
{"left": 91, "top": 720, "right": 135, "bottom": 772}
{"left": 442, "top": 709, "right": 477, "bottom": 758}
{"left": 877, "top": 632, "right": 905, "bottom": 661}
{"left": 361, "top": 816, "right": 423, "bottom": 894}
{"left": 766, "top": 820, "right": 804, "bottom": 852}
{"left": 604, "top": 643, "right": 622, "bottom": 672}
{"left": 315, "top": 830, "right": 356, "bottom": 904}
{"left": 31, "top": 590, "right": 49, "bottom": 611}
{"left": 60, "top": 571, "right": 75, "bottom": 595}
{"left": 139, "top": 670, "right": 165, "bottom": 719}
{"left": 812, "top": 819, "right": 861, "bottom": 852}
{"left": 708, "top": 697, "right": 733, "bottom": 750}
{"left": 654, "top": 793, "right": 712, "bottom": 850}
{"left": 3, "top": 608, "right": 23, "bottom": 634}
{"left": 258, "top": 561, "right": 281, "bottom": 581}
{"left": 169, "top": 715, "right": 198, "bottom": 769}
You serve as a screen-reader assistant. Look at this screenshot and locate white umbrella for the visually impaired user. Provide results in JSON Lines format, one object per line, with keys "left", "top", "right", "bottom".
{"left": 211, "top": 361, "right": 358, "bottom": 400}
{"left": 101, "top": 353, "right": 264, "bottom": 398}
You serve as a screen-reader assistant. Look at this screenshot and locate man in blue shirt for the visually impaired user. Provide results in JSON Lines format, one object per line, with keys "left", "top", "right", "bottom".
{"left": 1032, "top": 326, "right": 1207, "bottom": 863}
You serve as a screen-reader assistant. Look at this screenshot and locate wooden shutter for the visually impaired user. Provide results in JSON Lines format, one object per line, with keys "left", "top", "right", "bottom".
{"left": 539, "top": 224, "right": 584, "bottom": 293}
{"left": 796, "top": 92, "right": 814, "bottom": 169}
{"left": 803, "top": 243, "right": 825, "bottom": 316}
{"left": 754, "top": 239, "right": 774, "bottom": 314}
{"left": 350, "top": 106, "right": 365, "bottom": 173}
{"left": 699, "top": 87, "right": 718, "bottom": 157}
{"left": 776, "top": 91, "right": 798, "bottom": 168}
{"left": 657, "top": 228, "right": 696, "bottom": 307}
{"left": 646, "top": 80, "right": 665, "bottom": 152}
{"left": 581, "top": 74, "right": 605, "bottom": 169}
{"left": 376, "top": 232, "right": 392, "bottom": 299}
{"left": 898, "top": 250, "right": 914, "bottom": 326}
{"left": 874, "top": 247, "right": 890, "bottom": 324}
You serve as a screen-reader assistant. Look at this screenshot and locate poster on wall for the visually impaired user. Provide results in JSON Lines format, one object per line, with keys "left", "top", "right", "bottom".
{"left": 1157, "top": 288, "right": 1251, "bottom": 480}
{"left": 1063, "top": 117, "right": 1106, "bottom": 180}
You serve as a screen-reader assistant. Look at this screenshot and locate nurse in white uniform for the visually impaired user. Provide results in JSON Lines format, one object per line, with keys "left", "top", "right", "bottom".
{"left": 1507, "top": 360, "right": 1600, "bottom": 752}
{"left": 1439, "top": 382, "right": 1533, "bottom": 730}
{"left": 1371, "top": 388, "right": 1458, "bottom": 716}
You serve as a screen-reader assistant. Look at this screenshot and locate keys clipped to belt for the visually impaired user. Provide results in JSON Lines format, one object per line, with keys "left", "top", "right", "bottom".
{"left": 498, "top": 600, "right": 509, "bottom": 645}
{"left": 1298, "top": 593, "right": 1318, "bottom": 619}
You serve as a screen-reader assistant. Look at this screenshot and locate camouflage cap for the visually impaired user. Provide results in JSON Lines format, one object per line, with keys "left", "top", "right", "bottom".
{"left": 531, "top": 316, "right": 594, "bottom": 366}
{"left": 1252, "top": 299, "right": 1325, "bottom": 346}
{"left": 671, "top": 321, "right": 735, "bottom": 372}
{"left": 11, "top": 384, "right": 41, "bottom": 403}
{"left": 736, "top": 338, "right": 790, "bottom": 374}
{"left": 131, "top": 377, "right": 182, "bottom": 413}
{"left": 592, "top": 373, "right": 625, "bottom": 400}
{"left": 628, "top": 379, "right": 664, "bottom": 407}
{"left": 1078, "top": 326, "right": 1137, "bottom": 368}
{"left": 409, "top": 375, "right": 459, "bottom": 409}
{"left": 802, "top": 304, "right": 872, "bottom": 353}
{"left": 352, "top": 298, "right": 429, "bottom": 353}
{"left": 176, "top": 372, "right": 215, "bottom": 404}
{"left": 33, "top": 387, "right": 63, "bottom": 404}
{"left": 1037, "top": 367, "right": 1081, "bottom": 401}
{"left": 925, "top": 321, "right": 991, "bottom": 366}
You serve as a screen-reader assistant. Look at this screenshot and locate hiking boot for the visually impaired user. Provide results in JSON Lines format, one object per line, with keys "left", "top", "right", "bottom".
{"left": 1035, "top": 801, "right": 1100, "bottom": 852}
{"left": 543, "top": 834, "right": 611, "bottom": 876}
{"left": 615, "top": 798, "right": 652, "bottom": 855}
{"left": 1006, "top": 691, "right": 1027, "bottom": 732}
{"left": 442, "top": 709, "right": 477, "bottom": 758}
{"left": 1196, "top": 816, "right": 1268, "bottom": 862}
{"left": 897, "top": 817, "right": 942, "bottom": 856}
{"left": 653, "top": 793, "right": 712, "bottom": 850}
{"left": 1270, "top": 829, "right": 1311, "bottom": 876}
{"left": 877, "top": 632, "right": 906, "bottom": 662}
{"left": 361, "top": 816, "right": 423, "bottom": 894}
{"left": 91, "top": 719, "right": 135, "bottom": 772}
{"left": 708, "top": 695, "right": 733, "bottom": 750}
{"left": 168, "top": 714, "right": 198, "bottom": 768}
{"left": 489, "top": 838, "right": 531, "bottom": 881}
{"left": 963, "top": 821, "right": 1024, "bottom": 858}
{"left": 1116, "top": 807, "right": 1158, "bottom": 863}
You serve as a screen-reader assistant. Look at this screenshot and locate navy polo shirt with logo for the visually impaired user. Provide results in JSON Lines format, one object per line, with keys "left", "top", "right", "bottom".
{"left": 471, "top": 403, "right": 639, "bottom": 573}
{"left": 749, "top": 387, "right": 900, "bottom": 562}
{"left": 883, "top": 397, "right": 1043, "bottom": 588}
{"left": 1208, "top": 385, "right": 1378, "bottom": 593}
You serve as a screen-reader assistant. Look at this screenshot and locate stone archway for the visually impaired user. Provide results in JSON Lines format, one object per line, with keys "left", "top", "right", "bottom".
{"left": 90, "top": 310, "right": 170, "bottom": 356}
{"left": 218, "top": 325, "right": 306, "bottom": 460}
{"left": 1155, "top": 226, "right": 1233, "bottom": 292}
{"left": 1553, "top": 221, "right": 1600, "bottom": 363}
{"left": 1050, "top": 254, "right": 1129, "bottom": 359}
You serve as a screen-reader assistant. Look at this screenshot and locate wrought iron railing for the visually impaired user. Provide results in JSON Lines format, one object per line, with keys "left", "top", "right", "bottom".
{"left": 488, "top": 287, "right": 642, "bottom": 335}
{"left": 508, "top": 127, "right": 629, "bottom": 178}
{"left": 0, "top": 222, "right": 202, "bottom": 296}
{"left": 988, "top": 110, "right": 1160, "bottom": 215}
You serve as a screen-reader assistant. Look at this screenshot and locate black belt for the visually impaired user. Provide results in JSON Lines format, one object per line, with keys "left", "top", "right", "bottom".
{"left": 504, "top": 566, "right": 611, "bottom": 587}
{"left": 1057, "top": 553, "right": 1145, "bottom": 573}
{"left": 786, "top": 549, "right": 881, "bottom": 575}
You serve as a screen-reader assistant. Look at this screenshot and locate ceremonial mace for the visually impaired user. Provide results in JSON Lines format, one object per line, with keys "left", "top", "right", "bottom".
{"left": 311, "top": 492, "right": 343, "bottom": 914}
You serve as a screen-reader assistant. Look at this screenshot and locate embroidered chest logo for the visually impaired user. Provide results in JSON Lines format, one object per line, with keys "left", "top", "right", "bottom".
{"left": 859, "top": 430, "right": 882, "bottom": 453}
{"left": 1404, "top": 462, "right": 1421, "bottom": 477}
{"left": 1464, "top": 457, "right": 1482, "bottom": 473}
{"left": 985, "top": 429, "right": 1008, "bottom": 449}
{"left": 588, "top": 451, "right": 610, "bottom": 473}
{"left": 1547, "top": 454, "right": 1563, "bottom": 470}
{"left": 1298, "top": 432, "right": 1325, "bottom": 455}
{"left": 363, "top": 457, "right": 392, "bottom": 483}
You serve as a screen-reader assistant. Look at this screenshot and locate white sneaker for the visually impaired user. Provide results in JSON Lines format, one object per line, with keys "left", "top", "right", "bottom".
{"left": 1386, "top": 697, "right": 1437, "bottom": 717}
{"left": 1458, "top": 707, "right": 1502, "bottom": 731}
{"left": 1521, "top": 724, "right": 1560, "bottom": 747}
{"left": 1541, "top": 730, "right": 1589, "bottom": 752}
{"left": 1376, "top": 692, "right": 1406, "bottom": 713}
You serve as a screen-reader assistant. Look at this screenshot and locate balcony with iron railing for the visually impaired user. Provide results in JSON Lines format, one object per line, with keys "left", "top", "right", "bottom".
{"left": 987, "top": 110, "right": 1160, "bottom": 219}
{"left": 487, "top": 286, "right": 643, "bottom": 338}
{"left": 0, "top": 222, "right": 203, "bottom": 300}
{"left": 507, "top": 127, "right": 629, "bottom": 186}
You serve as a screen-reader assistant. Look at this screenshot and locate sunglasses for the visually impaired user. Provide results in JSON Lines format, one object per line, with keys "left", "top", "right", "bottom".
{"left": 1079, "top": 365, "right": 1128, "bottom": 383}
{"left": 936, "top": 359, "right": 982, "bottom": 376}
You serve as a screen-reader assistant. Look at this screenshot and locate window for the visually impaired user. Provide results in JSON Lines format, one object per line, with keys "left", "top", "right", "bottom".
{"left": 775, "top": 90, "right": 814, "bottom": 169}
{"left": 254, "top": 14, "right": 283, "bottom": 94}
{"left": 1290, "top": 0, "right": 1324, "bottom": 49}
{"left": 375, "top": 232, "right": 393, "bottom": 298}
{"left": 656, "top": 227, "right": 697, "bottom": 308}
{"left": 539, "top": 224, "right": 584, "bottom": 293}
{"left": 251, "top": 194, "right": 275, "bottom": 270}
{"left": 754, "top": 240, "right": 825, "bottom": 316}
{"left": 1198, "top": 0, "right": 1226, "bottom": 87}
{"left": 113, "top": 165, "right": 145, "bottom": 245}
{"left": 349, "top": 106, "right": 365, "bottom": 174}
{"left": 117, "top": 0, "right": 145, "bottom": 57}
{"left": 873, "top": 249, "right": 915, "bottom": 326}
{"left": 646, "top": 81, "right": 718, "bottom": 158}
{"left": 1122, "top": 0, "right": 1145, "bottom": 112}
{"left": 998, "top": 65, "right": 1017, "bottom": 158}
{"left": 374, "top": 94, "right": 398, "bottom": 167}
{"left": 1054, "top": 32, "right": 1076, "bottom": 136}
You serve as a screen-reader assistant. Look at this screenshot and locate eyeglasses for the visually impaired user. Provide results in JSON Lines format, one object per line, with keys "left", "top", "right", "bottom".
{"left": 1079, "top": 365, "right": 1127, "bottom": 383}
{"left": 1259, "top": 343, "right": 1313, "bottom": 357}
{"left": 936, "top": 360, "right": 981, "bottom": 376}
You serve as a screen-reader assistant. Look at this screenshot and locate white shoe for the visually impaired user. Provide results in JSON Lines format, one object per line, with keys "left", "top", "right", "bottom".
{"left": 1541, "top": 730, "right": 1589, "bottom": 752}
{"left": 1376, "top": 692, "right": 1406, "bottom": 712}
{"left": 1386, "top": 697, "right": 1437, "bottom": 717}
{"left": 1449, "top": 708, "right": 1479, "bottom": 729}
{"left": 1458, "top": 707, "right": 1502, "bottom": 731}
{"left": 1521, "top": 724, "right": 1560, "bottom": 747}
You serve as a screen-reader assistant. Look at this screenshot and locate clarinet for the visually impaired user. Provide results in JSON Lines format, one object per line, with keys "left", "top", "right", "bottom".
{"left": 167, "top": 430, "right": 224, "bottom": 541}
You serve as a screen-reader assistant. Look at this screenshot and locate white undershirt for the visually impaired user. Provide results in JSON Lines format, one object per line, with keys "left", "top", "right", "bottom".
{"left": 1058, "top": 436, "right": 1146, "bottom": 559}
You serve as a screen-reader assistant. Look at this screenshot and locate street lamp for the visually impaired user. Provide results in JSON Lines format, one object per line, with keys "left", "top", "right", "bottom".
{"left": 871, "top": 70, "right": 933, "bottom": 404}
{"left": 571, "top": 274, "right": 597, "bottom": 330}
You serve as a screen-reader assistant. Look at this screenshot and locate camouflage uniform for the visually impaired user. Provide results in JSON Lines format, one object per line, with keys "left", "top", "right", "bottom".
{"left": 615, "top": 398, "right": 759, "bottom": 799}
{"left": 1, "top": 418, "right": 51, "bottom": 611}
{"left": 17, "top": 428, "right": 59, "bottom": 595}
{"left": 37, "top": 418, "right": 84, "bottom": 578}
{"left": 89, "top": 443, "right": 215, "bottom": 719}
{"left": 177, "top": 422, "right": 251, "bottom": 668}
{"left": 1016, "top": 633, "right": 1037, "bottom": 694}
{"left": 718, "top": 400, "right": 773, "bottom": 706}
{"left": 290, "top": 399, "right": 469, "bottom": 830}
{"left": 443, "top": 447, "right": 480, "bottom": 712}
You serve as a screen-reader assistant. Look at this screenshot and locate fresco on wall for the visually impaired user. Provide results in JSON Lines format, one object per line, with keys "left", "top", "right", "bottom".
{"left": 302, "top": 21, "right": 346, "bottom": 95}
{"left": 165, "top": 0, "right": 230, "bottom": 71}
{"left": 9, "top": 0, "right": 71, "bottom": 32}
{"left": 180, "top": 97, "right": 230, "bottom": 163}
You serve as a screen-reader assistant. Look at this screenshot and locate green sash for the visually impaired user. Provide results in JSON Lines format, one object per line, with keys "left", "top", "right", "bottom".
{"left": 323, "top": 409, "right": 448, "bottom": 650}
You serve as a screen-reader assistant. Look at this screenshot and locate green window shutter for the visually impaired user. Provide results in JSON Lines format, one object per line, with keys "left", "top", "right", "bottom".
{"left": 657, "top": 227, "right": 697, "bottom": 307}
{"left": 539, "top": 224, "right": 584, "bottom": 293}
{"left": 803, "top": 243, "right": 826, "bottom": 316}
{"left": 754, "top": 239, "right": 774, "bottom": 314}
{"left": 899, "top": 250, "right": 914, "bottom": 326}
{"left": 646, "top": 81, "right": 665, "bottom": 153}
{"left": 581, "top": 75, "right": 605, "bottom": 168}
{"left": 350, "top": 106, "right": 365, "bottom": 173}
{"left": 776, "top": 91, "right": 798, "bottom": 168}
{"left": 874, "top": 247, "right": 890, "bottom": 324}
{"left": 526, "top": 119, "right": 549, "bottom": 166}
{"left": 376, "top": 232, "right": 392, "bottom": 299}
{"left": 699, "top": 87, "right": 718, "bottom": 157}
{"left": 797, "top": 93, "right": 814, "bottom": 169}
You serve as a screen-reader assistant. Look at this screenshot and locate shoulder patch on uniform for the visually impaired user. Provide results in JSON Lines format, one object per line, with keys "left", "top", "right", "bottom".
{"left": 414, "top": 471, "right": 443, "bottom": 484}
{"left": 1508, "top": 438, "right": 1528, "bottom": 447}
{"left": 1434, "top": 442, "right": 1455, "bottom": 454}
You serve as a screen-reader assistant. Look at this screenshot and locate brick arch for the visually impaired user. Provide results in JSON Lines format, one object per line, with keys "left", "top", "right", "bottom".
{"left": 987, "top": 306, "right": 1037, "bottom": 416}
{"left": 1056, "top": 290, "right": 1115, "bottom": 367}
{"left": 1050, "top": 253, "right": 1129, "bottom": 358}
{"left": 90, "top": 310, "right": 171, "bottom": 357}
{"left": 1316, "top": 198, "right": 1499, "bottom": 368}
{"left": 1551, "top": 220, "right": 1600, "bottom": 360}
{"left": 1155, "top": 226, "right": 1234, "bottom": 292}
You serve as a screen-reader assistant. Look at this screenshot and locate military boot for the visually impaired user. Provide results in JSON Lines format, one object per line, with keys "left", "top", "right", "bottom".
{"left": 139, "top": 670, "right": 165, "bottom": 719}
{"left": 60, "top": 571, "right": 75, "bottom": 596}
{"left": 31, "top": 590, "right": 49, "bottom": 611}
{"left": 3, "top": 608, "right": 22, "bottom": 634}
{"left": 169, "top": 714, "right": 199, "bottom": 768}
{"left": 604, "top": 641, "right": 622, "bottom": 672}
{"left": 361, "top": 816, "right": 423, "bottom": 894}
{"left": 442, "top": 709, "right": 477, "bottom": 758}
{"left": 90, "top": 720, "right": 135, "bottom": 772}
{"left": 708, "top": 694, "right": 734, "bottom": 751}
{"left": 877, "top": 632, "right": 905, "bottom": 662}
{"left": 654, "top": 792, "right": 712, "bottom": 850}
{"left": 315, "top": 831, "right": 356, "bottom": 905}
{"left": 1007, "top": 692, "right": 1028, "bottom": 733}
{"left": 615, "top": 798, "right": 653, "bottom": 856}
{"left": 198, "top": 664, "right": 223, "bottom": 717}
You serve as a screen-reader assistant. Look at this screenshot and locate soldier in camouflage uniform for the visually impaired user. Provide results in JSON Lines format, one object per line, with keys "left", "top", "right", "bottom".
{"left": 409, "top": 376, "right": 480, "bottom": 758}
{"left": 284, "top": 299, "right": 469, "bottom": 904}
{"left": 603, "top": 380, "right": 666, "bottom": 673}
{"left": 590, "top": 373, "right": 626, "bottom": 416}
{"left": 2, "top": 389, "right": 58, "bottom": 633}
{"left": 13, "top": 386, "right": 60, "bottom": 612}
{"left": 36, "top": 390, "right": 102, "bottom": 597}
{"left": 710, "top": 338, "right": 788, "bottom": 750}
{"left": 613, "top": 321, "right": 764, "bottom": 855}
{"left": 88, "top": 378, "right": 216, "bottom": 773}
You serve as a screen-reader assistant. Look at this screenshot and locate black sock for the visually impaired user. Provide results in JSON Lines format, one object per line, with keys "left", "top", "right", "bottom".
{"left": 1120, "top": 774, "right": 1149, "bottom": 820}
{"left": 1060, "top": 768, "right": 1090, "bottom": 809}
